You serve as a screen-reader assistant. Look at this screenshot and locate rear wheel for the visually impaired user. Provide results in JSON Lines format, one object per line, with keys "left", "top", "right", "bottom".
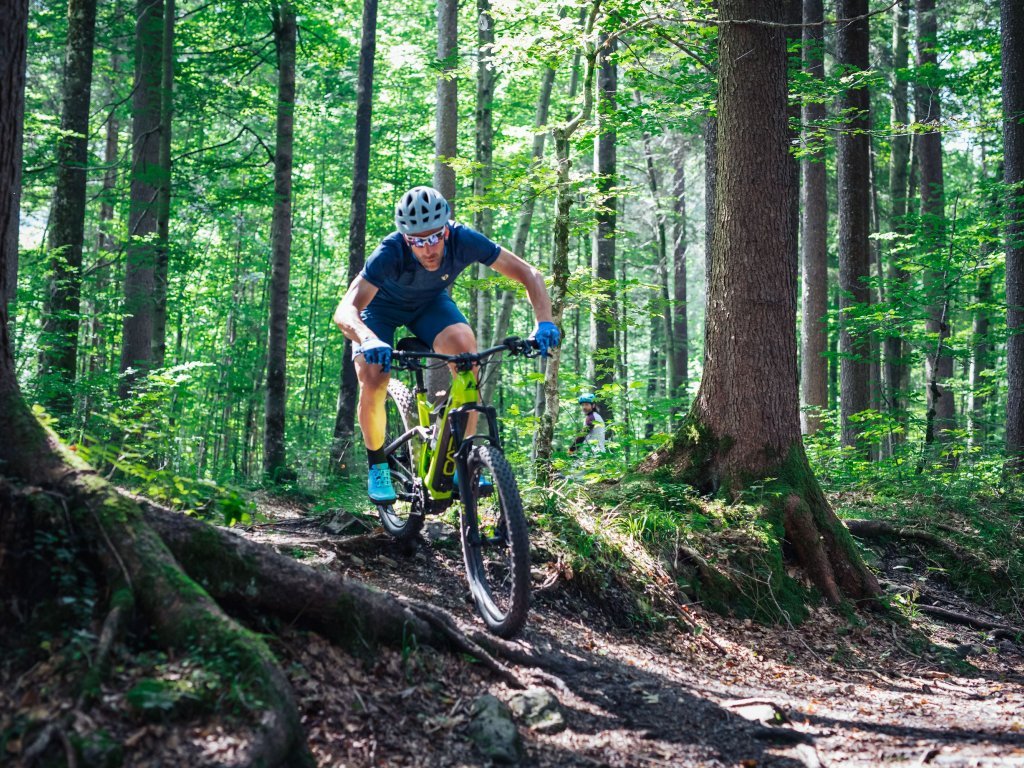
{"left": 378, "top": 380, "right": 425, "bottom": 541}
{"left": 460, "top": 445, "right": 530, "bottom": 637}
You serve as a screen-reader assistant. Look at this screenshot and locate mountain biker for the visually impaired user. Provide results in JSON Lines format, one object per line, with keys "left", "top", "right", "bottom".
{"left": 333, "top": 185, "right": 560, "bottom": 503}
{"left": 568, "top": 393, "right": 606, "bottom": 455}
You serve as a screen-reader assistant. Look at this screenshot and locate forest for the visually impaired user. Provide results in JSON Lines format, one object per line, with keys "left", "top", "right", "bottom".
{"left": 1, "top": 0, "right": 1023, "bottom": 765}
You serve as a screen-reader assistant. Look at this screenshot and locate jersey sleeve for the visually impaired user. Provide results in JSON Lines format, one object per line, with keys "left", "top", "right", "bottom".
{"left": 360, "top": 238, "right": 401, "bottom": 288}
{"left": 454, "top": 225, "right": 501, "bottom": 269}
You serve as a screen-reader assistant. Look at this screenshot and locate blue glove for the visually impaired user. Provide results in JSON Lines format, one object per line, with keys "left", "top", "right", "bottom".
{"left": 530, "top": 321, "right": 560, "bottom": 358}
{"left": 356, "top": 338, "right": 392, "bottom": 372}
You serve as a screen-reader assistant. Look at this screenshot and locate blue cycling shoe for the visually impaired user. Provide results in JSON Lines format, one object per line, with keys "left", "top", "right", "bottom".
{"left": 368, "top": 463, "right": 397, "bottom": 504}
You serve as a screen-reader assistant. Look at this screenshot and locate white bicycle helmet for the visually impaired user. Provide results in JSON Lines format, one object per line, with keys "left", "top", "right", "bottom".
{"left": 395, "top": 186, "right": 451, "bottom": 234}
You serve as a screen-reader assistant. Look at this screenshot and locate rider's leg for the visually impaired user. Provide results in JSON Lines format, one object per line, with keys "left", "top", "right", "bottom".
{"left": 355, "top": 354, "right": 390, "bottom": 457}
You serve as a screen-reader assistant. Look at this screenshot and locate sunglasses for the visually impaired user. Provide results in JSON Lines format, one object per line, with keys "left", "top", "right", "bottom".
{"left": 405, "top": 225, "right": 446, "bottom": 249}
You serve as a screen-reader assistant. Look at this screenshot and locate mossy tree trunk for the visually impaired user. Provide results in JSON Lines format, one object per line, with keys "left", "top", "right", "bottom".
{"left": 638, "top": 0, "right": 880, "bottom": 607}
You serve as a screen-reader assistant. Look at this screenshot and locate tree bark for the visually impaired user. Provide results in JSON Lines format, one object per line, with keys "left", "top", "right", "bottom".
{"left": 1004, "top": 0, "right": 1024, "bottom": 462}
{"left": 671, "top": 137, "right": 688, "bottom": 412}
{"left": 119, "top": 0, "right": 164, "bottom": 397}
{"left": 970, "top": 269, "right": 993, "bottom": 446}
{"left": 331, "top": 0, "right": 378, "bottom": 472}
{"left": 1, "top": 0, "right": 27, "bottom": 346}
{"left": 39, "top": 0, "right": 98, "bottom": 419}
{"left": 916, "top": 0, "right": 955, "bottom": 449}
{"left": 703, "top": 116, "right": 716, "bottom": 294}
{"left": 836, "top": 0, "right": 872, "bottom": 451}
{"left": 427, "top": 0, "right": 459, "bottom": 403}
{"left": 480, "top": 64, "right": 555, "bottom": 403}
{"left": 263, "top": 0, "right": 296, "bottom": 480}
{"left": 639, "top": 0, "right": 879, "bottom": 607}
{"left": 153, "top": 0, "right": 174, "bottom": 368}
{"left": 800, "top": 0, "right": 827, "bottom": 435}
{"left": 589, "top": 34, "right": 617, "bottom": 420}
{"left": 474, "top": 0, "right": 495, "bottom": 346}
{"left": 435, "top": 0, "right": 458, "bottom": 202}
{"left": 884, "top": 0, "right": 912, "bottom": 443}
{"left": 536, "top": 0, "right": 601, "bottom": 480}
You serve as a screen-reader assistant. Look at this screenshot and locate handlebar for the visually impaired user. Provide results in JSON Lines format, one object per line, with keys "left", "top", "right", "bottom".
{"left": 390, "top": 336, "right": 540, "bottom": 372}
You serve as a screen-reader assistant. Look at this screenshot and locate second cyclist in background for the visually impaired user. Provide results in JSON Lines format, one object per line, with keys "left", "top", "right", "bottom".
{"left": 568, "top": 392, "right": 606, "bottom": 457}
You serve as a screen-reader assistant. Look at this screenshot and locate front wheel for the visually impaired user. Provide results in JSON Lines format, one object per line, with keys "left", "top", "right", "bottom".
{"left": 460, "top": 445, "right": 531, "bottom": 637}
{"left": 378, "top": 379, "right": 425, "bottom": 541}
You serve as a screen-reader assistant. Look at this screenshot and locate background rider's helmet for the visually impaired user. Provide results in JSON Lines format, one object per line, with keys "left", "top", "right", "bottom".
{"left": 578, "top": 393, "right": 596, "bottom": 404}
{"left": 395, "top": 186, "right": 451, "bottom": 234}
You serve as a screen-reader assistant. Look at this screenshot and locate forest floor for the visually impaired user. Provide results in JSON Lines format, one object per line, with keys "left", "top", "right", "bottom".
{"left": 4, "top": 490, "right": 1023, "bottom": 767}
{"left": 240, "top": 493, "right": 1024, "bottom": 768}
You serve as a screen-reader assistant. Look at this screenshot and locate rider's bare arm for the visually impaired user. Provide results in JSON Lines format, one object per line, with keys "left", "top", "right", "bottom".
{"left": 490, "top": 249, "right": 553, "bottom": 324}
{"left": 333, "top": 276, "right": 381, "bottom": 344}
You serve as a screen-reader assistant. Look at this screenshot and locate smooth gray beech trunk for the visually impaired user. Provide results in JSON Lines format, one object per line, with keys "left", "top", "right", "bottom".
{"left": 119, "top": 0, "right": 164, "bottom": 397}
{"left": 153, "top": 0, "right": 174, "bottom": 368}
{"left": 916, "top": 0, "right": 955, "bottom": 449}
{"left": 331, "top": 0, "right": 378, "bottom": 472}
{"left": 836, "top": 0, "right": 871, "bottom": 450}
{"left": 263, "top": 1, "right": 296, "bottom": 480}
{"left": 589, "top": 34, "right": 617, "bottom": 421}
{"left": 800, "top": 0, "right": 827, "bottom": 435}
{"left": 39, "top": 0, "right": 97, "bottom": 418}
{"left": 885, "top": 0, "right": 912, "bottom": 448}
{"left": 1004, "top": 0, "right": 1024, "bottom": 461}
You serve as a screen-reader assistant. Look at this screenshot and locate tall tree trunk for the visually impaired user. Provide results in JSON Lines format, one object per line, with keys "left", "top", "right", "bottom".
{"left": 479, "top": 64, "right": 555, "bottom": 403}
{"left": 636, "top": 103, "right": 672, "bottom": 427}
{"left": 836, "top": 0, "right": 872, "bottom": 450}
{"left": 434, "top": 0, "right": 458, "bottom": 203}
{"left": 916, "top": 0, "right": 954, "bottom": 449}
{"left": 885, "top": 0, "right": 912, "bottom": 447}
{"left": 703, "top": 116, "right": 716, "bottom": 293}
{"left": 263, "top": 1, "right": 296, "bottom": 480}
{"left": 588, "top": 34, "right": 617, "bottom": 423}
{"left": 331, "top": 0, "right": 378, "bottom": 472}
{"left": 119, "top": 0, "right": 164, "bottom": 397}
{"left": 86, "top": 61, "right": 121, "bottom": 386}
{"left": 671, "top": 137, "right": 688, "bottom": 412}
{"left": 640, "top": 0, "right": 878, "bottom": 606}
{"left": 1, "top": 0, "right": 27, "bottom": 343}
{"left": 39, "top": 0, "right": 97, "bottom": 419}
{"left": 474, "top": 0, "right": 495, "bottom": 345}
{"left": 426, "top": 0, "right": 458, "bottom": 403}
{"left": 970, "top": 269, "right": 993, "bottom": 446}
{"left": 1004, "top": 0, "right": 1024, "bottom": 462}
{"left": 800, "top": 0, "right": 827, "bottom": 435}
{"left": 153, "top": 0, "right": 174, "bottom": 368}
{"left": 536, "top": 0, "right": 601, "bottom": 481}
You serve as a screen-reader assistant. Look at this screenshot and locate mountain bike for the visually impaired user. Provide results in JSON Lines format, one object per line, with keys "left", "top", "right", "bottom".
{"left": 377, "top": 335, "right": 539, "bottom": 638}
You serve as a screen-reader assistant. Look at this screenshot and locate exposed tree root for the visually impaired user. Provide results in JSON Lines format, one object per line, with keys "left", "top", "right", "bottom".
{"left": 914, "top": 603, "right": 1023, "bottom": 639}
{"left": 844, "top": 518, "right": 1003, "bottom": 578}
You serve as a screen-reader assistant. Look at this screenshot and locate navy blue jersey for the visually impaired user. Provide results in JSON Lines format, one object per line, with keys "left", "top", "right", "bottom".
{"left": 360, "top": 222, "right": 501, "bottom": 311}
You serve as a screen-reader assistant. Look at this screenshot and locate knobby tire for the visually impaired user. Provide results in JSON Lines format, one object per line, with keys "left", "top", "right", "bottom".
{"left": 460, "top": 445, "right": 531, "bottom": 638}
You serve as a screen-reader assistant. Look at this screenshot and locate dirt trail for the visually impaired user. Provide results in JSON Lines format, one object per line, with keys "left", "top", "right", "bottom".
{"left": 248, "top": 500, "right": 1024, "bottom": 768}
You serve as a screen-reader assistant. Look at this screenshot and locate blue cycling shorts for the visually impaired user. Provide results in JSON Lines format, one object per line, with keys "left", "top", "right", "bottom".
{"left": 354, "top": 291, "right": 468, "bottom": 357}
